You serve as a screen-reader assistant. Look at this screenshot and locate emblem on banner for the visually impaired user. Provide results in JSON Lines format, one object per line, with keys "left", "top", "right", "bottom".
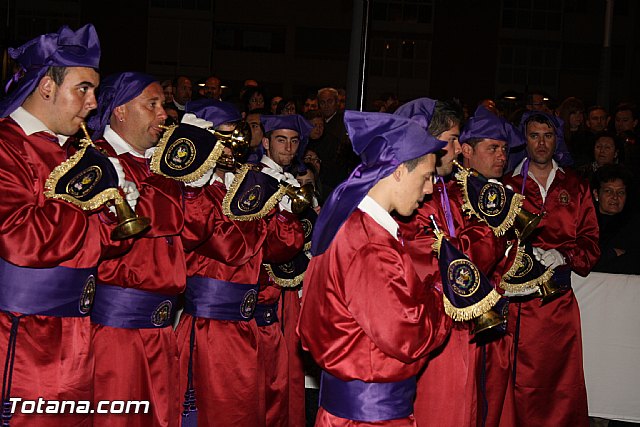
{"left": 447, "top": 259, "right": 481, "bottom": 297}
{"left": 67, "top": 166, "right": 102, "bottom": 198}
{"left": 512, "top": 252, "right": 534, "bottom": 278}
{"left": 165, "top": 138, "right": 196, "bottom": 170}
{"left": 478, "top": 183, "right": 506, "bottom": 217}
{"left": 238, "top": 185, "right": 263, "bottom": 213}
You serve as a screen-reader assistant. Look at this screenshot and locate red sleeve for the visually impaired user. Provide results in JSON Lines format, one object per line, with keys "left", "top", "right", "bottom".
{"left": 0, "top": 141, "right": 91, "bottom": 267}
{"left": 344, "top": 244, "right": 450, "bottom": 364}
{"left": 263, "top": 210, "right": 304, "bottom": 264}
{"left": 190, "top": 183, "right": 268, "bottom": 266}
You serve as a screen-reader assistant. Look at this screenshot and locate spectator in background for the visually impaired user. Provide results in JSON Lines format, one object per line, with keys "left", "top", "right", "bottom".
{"left": 571, "top": 105, "right": 610, "bottom": 169}
{"left": 577, "top": 131, "right": 620, "bottom": 182}
{"left": 337, "top": 88, "right": 346, "bottom": 110}
{"left": 556, "top": 96, "right": 586, "bottom": 160}
{"left": 161, "top": 79, "right": 174, "bottom": 105}
{"left": 245, "top": 108, "right": 267, "bottom": 150}
{"left": 164, "top": 103, "right": 180, "bottom": 125}
{"left": 172, "top": 75, "right": 192, "bottom": 118}
{"left": 270, "top": 96, "right": 283, "bottom": 114}
{"left": 241, "top": 86, "right": 266, "bottom": 117}
{"left": 199, "top": 75, "right": 222, "bottom": 100}
{"left": 591, "top": 165, "right": 640, "bottom": 274}
{"left": 613, "top": 103, "right": 640, "bottom": 171}
{"left": 276, "top": 98, "right": 297, "bottom": 115}
{"left": 526, "top": 90, "right": 552, "bottom": 113}
{"left": 302, "top": 94, "right": 318, "bottom": 113}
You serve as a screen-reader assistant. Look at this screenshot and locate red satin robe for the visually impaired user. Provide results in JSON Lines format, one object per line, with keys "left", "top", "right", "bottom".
{"left": 0, "top": 119, "right": 129, "bottom": 427}
{"left": 503, "top": 166, "right": 599, "bottom": 427}
{"left": 175, "top": 179, "right": 272, "bottom": 427}
{"left": 298, "top": 209, "right": 450, "bottom": 427}
{"left": 92, "top": 146, "right": 213, "bottom": 427}
{"left": 256, "top": 210, "right": 304, "bottom": 427}
{"left": 398, "top": 180, "right": 517, "bottom": 427}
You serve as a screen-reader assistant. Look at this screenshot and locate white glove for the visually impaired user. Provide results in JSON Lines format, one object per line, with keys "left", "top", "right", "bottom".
{"left": 109, "top": 157, "right": 126, "bottom": 187}
{"left": 279, "top": 195, "right": 293, "bottom": 213}
{"left": 181, "top": 113, "right": 213, "bottom": 130}
{"left": 121, "top": 180, "right": 140, "bottom": 212}
{"left": 144, "top": 146, "right": 158, "bottom": 159}
{"left": 533, "top": 247, "right": 565, "bottom": 269}
{"left": 185, "top": 168, "right": 214, "bottom": 188}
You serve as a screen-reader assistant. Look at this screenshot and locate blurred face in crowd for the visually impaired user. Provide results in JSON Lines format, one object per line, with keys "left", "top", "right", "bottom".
{"left": 527, "top": 94, "right": 550, "bottom": 113}
{"left": 525, "top": 121, "right": 556, "bottom": 168}
{"left": 162, "top": 83, "right": 174, "bottom": 104}
{"left": 318, "top": 90, "right": 338, "bottom": 120}
{"left": 587, "top": 108, "right": 608, "bottom": 132}
{"left": 303, "top": 149, "right": 321, "bottom": 173}
{"left": 393, "top": 154, "right": 436, "bottom": 216}
{"left": 435, "top": 123, "right": 461, "bottom": 176}
{"left": 202, "top": 77, "right": 221, "bottom": 100}
{"left": 281, "top": 101, "right": 296, "bottom": 115}
{"left": 568, "top": 110, "right": 584, "bottom": 131}
{"left": 245, "top": 112, "right": 263, "bottom": 148}
{"left": 270, "top": 96, "right": 283, "bottom": 114}
{"left": 248, "top": 92, "right": 264, "bottom": 111}
{"left": 112, "top": 82, "right": 167, "bottom": 154}
{"left": 262, "top": 129, "right": 300, "bottom": 167}
{"left": 595, "top": 178, "right": 626, "bottom": 215}
{"left": 303, "top": 97, "right": 318, "bottom": 112}
{"left": 462, "top": 138, "right": 507, "bottom": 178}
{"left": 296, "top": 168, "right": 316, "bottom": 188}
{"left": 309, "top": 117, "right": 324, "bottom": 140}
{"left": 614, "top": 109, "right": 637, "bottom": 134}
{"left": 593, "top": 136, "right": 617, "bottom": 167}
{"left": 174, "top": 76, "right": 192, "bottom": 105}
{"left": 38, "top": 67, "right": 99, "bottom": 136}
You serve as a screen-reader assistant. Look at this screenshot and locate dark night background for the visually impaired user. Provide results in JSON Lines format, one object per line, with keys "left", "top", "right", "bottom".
{"left": 1, "top": 0, "right": 638, "bottom": 111}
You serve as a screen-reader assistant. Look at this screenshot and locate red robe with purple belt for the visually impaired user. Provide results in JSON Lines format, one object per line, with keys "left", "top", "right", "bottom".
{"left": 92, "top": 146, "right": 214, "bottom": 427}
{"left": 298, "top": 209, "right": 450, "bottom": 427}
{"left": 0, "top": 119, "right": 129, "bottom": 427}
{"left": 175, "top": 179, "right": 273, "bottom": 427}
{"left": 503, "top": 165, "right": 599, "bottom": 427}
{"left": 256, "top": 209, "right": 304, "bottom": 427}
{"left": 398, "top": 180, "right": 517, "bottom": 427}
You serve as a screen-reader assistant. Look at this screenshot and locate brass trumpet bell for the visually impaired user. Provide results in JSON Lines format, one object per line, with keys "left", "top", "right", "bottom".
{"left": 213, "top": 121, "right": 251, "bottom": 165}
{"left": 283, "top": 183, "right": 315, "bottom": 214}
{"left": 111, "top": 196, "right": 151, "bottom": 241}
{"left": 470, "top": 309, "right": 506, "bottom": 335}
{"left": 538, "top": 277, "right": 567, "bottom": 305}
{"left": 515, "top": 208, "right": 542, "bottom": 241}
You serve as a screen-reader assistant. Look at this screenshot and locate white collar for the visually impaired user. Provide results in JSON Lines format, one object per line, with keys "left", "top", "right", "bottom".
{"left": 10, "top": 107, "right": 68, "bottom": 146}
{"left": 103, "top": 125, "right": 145, "bottom": 158}
{"left": 357, "top": 195, "right": 399, "bottom": 240}
{"left": 260, "top": 155, "right": 284, "bottom": 173}
{"left": 512, "top": 158, "right": 563, "bottom": 177}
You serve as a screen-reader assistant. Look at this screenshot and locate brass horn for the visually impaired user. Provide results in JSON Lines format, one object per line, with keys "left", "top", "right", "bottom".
{"left": 470, "top": 308, "right": 506, "bottom": 335}
{"left": 212, "top": 121, "right": 252, "bottom": 170}
{"left": 538, "top": 276, "right": 568, "bottom": 305}
{"left": 281, "top": 182, "right": 315, "bottom": 214}
{"left": 80, "top": 123, "right": 151, "bottom": 240}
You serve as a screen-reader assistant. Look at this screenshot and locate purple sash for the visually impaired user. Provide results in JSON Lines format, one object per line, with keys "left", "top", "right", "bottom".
{"left": 91, "top": 283, "right": 177, "bottom": 329}
{"left": 253, "top": 302, "right": 278, "bottom": 327}
{"left": 319, "top": 370, "right": 416, "bottom": 422}
{"left": 185, "top": 277, "right": 258, "bottom": 321}
{"left": 0, "top": 258, "right": 96, "bottom": 317}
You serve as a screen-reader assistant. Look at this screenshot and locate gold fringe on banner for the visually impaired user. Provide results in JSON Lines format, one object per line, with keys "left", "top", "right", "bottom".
{"left": 44, "top": 146, "right": 121, "bottom": 210}
{"left": 443, "top": 288, "right": 502, "bottom": 322}
{"left": 263, "top": 263, "right": 305, "bottom": 288}
{"left": 500, "top": 266, "right": 554, "bottom": 294}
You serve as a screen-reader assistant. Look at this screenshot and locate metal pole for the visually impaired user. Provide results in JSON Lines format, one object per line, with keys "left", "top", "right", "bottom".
{"left": 345, "top": 0, "right": 371, "bottom": 111}
{"left": 598, "top": 0, "right": 614, "bottom": 109}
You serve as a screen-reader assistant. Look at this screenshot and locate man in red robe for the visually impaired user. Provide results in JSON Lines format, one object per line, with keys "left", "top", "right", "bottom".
{"left": 298, "top": 111, "right": 450, "bottom": 426}
{"left": 503, "top": 111, "right": 599, "bottom": 427}
{"left": 173, "top": 100, "right": 303, "bottom": 427}
{"left": 397, "top": 103, "right": 519, "bottom": 427}
{"left": 87, "top": 72, "right": 221, "bottom": 427}
{"left": 0, "top": 25, "right": 132, "bottom": 426}
{"left": 255, "top": 114, "right": 309, "bottom": 427}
